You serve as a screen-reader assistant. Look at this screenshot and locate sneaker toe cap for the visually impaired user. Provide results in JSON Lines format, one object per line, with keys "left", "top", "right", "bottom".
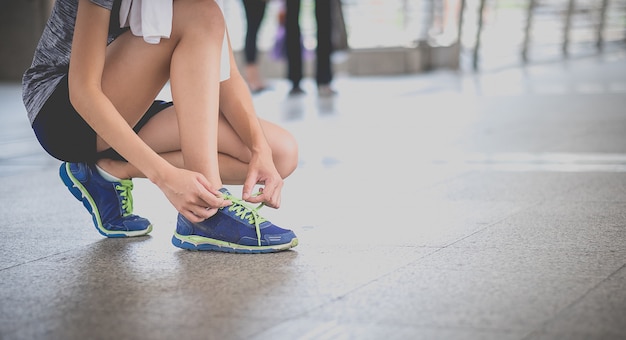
{"left": 105, "top": 215, "right": 152, "bottom": 232}
{"left": 239, "top": 229, "right": 297, "bottom": 246}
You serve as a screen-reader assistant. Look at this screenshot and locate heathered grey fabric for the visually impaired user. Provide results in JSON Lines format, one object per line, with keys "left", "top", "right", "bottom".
{"left": 21, "top": 0, "right": 127, "bottom": 124}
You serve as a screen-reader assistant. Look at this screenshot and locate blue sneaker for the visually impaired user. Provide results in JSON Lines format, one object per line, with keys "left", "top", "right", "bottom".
{"left": 172, "top": 188, "right": 298, "bottom": 253}
{"left": 59, "top": 162, "right": 152, "bottom": 238}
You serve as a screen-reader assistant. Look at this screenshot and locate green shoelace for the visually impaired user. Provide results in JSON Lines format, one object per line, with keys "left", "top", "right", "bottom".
{"left": 222, "top": 193, "right": 267, "bottom": 246}
{"left": 115, "top": 179, "right": 134, "bottom": 217}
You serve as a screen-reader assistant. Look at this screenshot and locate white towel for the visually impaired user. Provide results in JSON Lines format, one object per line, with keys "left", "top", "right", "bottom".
{"left": 119, "top": 0, "right": 230, "bottom": 81}
{"left": 214, "top": 0, "right": 231, "bottom": 81}
{"left": 119, "top": 0, "right": 172, "bottom": 44}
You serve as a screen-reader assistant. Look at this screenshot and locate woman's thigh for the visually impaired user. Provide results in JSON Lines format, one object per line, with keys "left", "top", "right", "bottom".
{"left": 216, "top": 114, "right": 298, "bottom": 171}
{"left": 98, "top": 0, "right": 225, "bottom": 153}
{"left": 32, "top": 75, "right": 97, "bottom": 162}
{"left": 135, "top": 102, "right": 297, "bottom": 165}
{"left": 100, "top": 31, "right": 175, "bottom": 136}
{"left": 31, "top": 75, "right": 173, "bottom": 162}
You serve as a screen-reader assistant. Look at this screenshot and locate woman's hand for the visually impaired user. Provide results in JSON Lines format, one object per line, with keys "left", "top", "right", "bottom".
{"left": 156, "top": 167, "right": 231, "bottom": 222}
{"left": 242, "top": 151, "right": 283, "bottom": 208}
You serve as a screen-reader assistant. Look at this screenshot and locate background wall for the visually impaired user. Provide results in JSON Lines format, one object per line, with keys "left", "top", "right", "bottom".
{"left": 0, "top": 0, "right": 53, "bottom": 81}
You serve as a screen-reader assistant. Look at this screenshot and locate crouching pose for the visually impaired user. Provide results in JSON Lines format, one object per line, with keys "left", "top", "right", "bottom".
{"left": 22, "top": 0, "right": 299, "bottom": 253}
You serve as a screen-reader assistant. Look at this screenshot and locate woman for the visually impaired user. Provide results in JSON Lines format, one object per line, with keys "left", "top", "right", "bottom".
{"left": 21, "top": 0, "right": 299, "bottom": 253}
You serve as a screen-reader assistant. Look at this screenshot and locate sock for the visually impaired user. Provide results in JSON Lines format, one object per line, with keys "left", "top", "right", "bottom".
{"left": 95, "top": 164, "right": 121, "bottom": 182}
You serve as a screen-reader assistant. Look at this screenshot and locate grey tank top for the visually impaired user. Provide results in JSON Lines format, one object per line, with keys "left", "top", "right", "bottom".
{"left": 21, "top": 0, "right": 127, "bottom": 124}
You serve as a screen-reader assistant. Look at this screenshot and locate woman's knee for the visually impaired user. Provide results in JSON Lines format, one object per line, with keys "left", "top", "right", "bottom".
{"left": 172, "top": 0, "right": 225, "bottom": 39}
{"left": 274, "top": 130, "right": 299, "bottom": 178}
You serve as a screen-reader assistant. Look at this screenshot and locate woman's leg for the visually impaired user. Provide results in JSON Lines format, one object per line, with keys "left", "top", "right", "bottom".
{"left": 97, "top": 0, "right": 297, "bottom": 192}
{"left": 97, "top": 0, "right": 225, "bottom": 186}
{"left": 99, "top": 108, "right": 298, "bottom": 185}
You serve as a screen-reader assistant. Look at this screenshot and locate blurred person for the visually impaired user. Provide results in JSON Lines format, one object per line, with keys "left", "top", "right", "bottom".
{"left": 21, "top": 0, "right": 299, "bottom": 253}
{"left": 241, "top": 0, "right": 269, "bottom": 93}
{"left": 285, "top": 0, "right": 336, "bottom": 96}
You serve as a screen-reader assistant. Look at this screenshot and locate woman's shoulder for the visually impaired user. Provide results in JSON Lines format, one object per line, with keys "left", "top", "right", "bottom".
{"left": 89, "top": 0, "right": 116, "bottom": 11}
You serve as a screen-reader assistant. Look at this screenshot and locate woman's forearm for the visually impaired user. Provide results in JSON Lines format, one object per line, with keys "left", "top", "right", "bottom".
{"left": 69, "top": 0, "right": 172, "bottom": 183}
{"left": 70, "top": 85, "right": 172, "bottom": 183}
{"left": 220, "top": 74, "right": 270, "bottom": 152}
{"left": 218, "top": 36, "right": 272, "bottom": 156}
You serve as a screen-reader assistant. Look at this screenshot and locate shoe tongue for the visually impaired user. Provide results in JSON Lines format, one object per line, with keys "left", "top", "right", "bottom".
{"left": 218, "top": 188, "right": 270, "bottom": 225}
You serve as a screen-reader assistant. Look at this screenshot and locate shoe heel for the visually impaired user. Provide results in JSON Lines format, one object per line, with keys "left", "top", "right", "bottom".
{"left": 59, "top": 163, "right": 99, "bottom": 228}
{"left": 172, "top": 234, "right": 198, "bottom": 251}
{"left": 59, "top": 163, "right": 84, "bottom": 202}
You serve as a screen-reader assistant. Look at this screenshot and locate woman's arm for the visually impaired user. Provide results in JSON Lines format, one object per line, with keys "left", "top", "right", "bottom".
{"left": 68, "top": 0, "right": 227, "bottom": 222}
{"left": 69, "top": 0, "right": 169, "bottom": 182}
{"left": 218, "top": 30, "right": 283, "bottom": 207}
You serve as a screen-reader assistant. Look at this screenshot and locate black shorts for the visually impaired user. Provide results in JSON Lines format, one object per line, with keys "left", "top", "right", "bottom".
{"left": 32, "top": 75, "right": 173, "bottom": 163}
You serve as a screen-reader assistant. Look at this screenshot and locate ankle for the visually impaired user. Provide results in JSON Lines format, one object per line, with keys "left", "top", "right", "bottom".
{"left": 96, "top": 159, "right": 129, "bottom": 180}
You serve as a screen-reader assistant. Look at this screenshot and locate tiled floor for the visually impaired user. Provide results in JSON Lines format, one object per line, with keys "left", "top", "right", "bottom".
{"left": 1, "top": 52, "right": 626, "bottom": 340}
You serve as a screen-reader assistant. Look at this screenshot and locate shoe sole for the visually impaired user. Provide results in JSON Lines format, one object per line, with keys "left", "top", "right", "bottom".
{"left": 171, "top": 232, "right": 298, "bottom": 254}
{"left": 59, "top": 163, "right": 152, "bottom": 238}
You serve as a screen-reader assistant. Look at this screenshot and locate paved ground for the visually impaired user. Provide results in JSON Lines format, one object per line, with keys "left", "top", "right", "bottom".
{"left": 1, "top": 52, "right": 626, "bottom": 340}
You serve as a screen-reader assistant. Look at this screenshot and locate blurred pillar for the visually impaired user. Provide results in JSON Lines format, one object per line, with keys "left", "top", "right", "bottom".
{"left": 457, "top": 0, "right": 466, "bottom": 46}
{"left": 522, "top": 0, "right": 537, "bottom": 62}
{"left": 473, "top": 0, "right": 487, "bottom": 70}
{"left": 596, "top": 0, "right": 609, "bottom": 51}
{"left": 0, "top": 0, "right": 53, "bottom": 81}
{"left": 562, "top": 0, "right": 575, "bottom": 56}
